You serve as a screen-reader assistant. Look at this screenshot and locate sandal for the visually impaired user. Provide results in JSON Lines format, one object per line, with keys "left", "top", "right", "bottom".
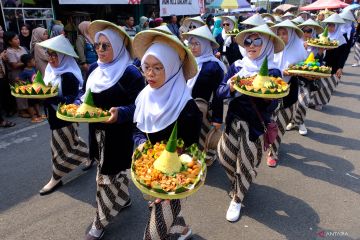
{"left": 31, "top": 117, "right": 44, "bottom": 123}
{"left": 267, "top": 155, "right": 278, "bottom": 167}
{"left": 0, "top": 120, "right": 16, "bottom": 128}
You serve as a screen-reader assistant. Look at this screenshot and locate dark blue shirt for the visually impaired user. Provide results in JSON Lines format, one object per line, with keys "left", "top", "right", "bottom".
{"left": 18, "top": 67, "right": 36, "bottom": 83}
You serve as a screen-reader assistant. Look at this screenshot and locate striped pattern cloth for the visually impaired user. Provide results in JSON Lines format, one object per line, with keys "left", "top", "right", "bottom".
{"left": 93, "top": 130, "right": 130, "bottom": 230}
{"left": 269, "top": 104, "right": 295, "bottom": 158}
{"left": 292, "top": 84, "right": 311, "bottom": 126}
{"left": 50, "top": 124, "right": 89, "bottom": 180}
{"left": 217, "top": 119, "right": 264, "bottom": 203}
{"left": 309, "top": 76, "right": 339, "bottom": 107}
{"left": 354, "top": 42, "right": 360, "bottom": 64}
{"left": 144, "top": 199, "right": 186, "bottom": 240}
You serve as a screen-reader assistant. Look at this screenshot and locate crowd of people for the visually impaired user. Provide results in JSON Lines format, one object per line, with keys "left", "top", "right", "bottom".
{"left": 1, "top": 8, "right": 360, "bottom": 240}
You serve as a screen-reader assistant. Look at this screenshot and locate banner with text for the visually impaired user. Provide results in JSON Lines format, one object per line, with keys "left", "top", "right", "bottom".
{"left": 160, "top": 0, "right": 205, "bottom": 17}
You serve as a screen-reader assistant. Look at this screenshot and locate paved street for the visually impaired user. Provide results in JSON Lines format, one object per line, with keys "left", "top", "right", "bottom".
{"left": 0, "top": 52, "right": 359, "bottom": 240}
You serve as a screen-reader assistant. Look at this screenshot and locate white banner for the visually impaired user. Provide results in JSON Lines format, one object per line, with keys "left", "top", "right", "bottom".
{"left": 160, "top": 0, "right": 205, "bottom": 17}
{"left": 59, "top": 0, "right": 140, "bottom": 4}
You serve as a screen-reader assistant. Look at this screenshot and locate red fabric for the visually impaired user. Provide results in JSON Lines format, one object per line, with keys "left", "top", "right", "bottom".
{"left": 300, "top": 0, "right": 349, "bottom": 11}
{"left": 128, "top": 0, "right": 140, "bottom": 4}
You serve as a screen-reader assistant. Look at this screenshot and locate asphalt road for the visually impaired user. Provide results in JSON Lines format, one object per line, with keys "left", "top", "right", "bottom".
{"left": 0, "top": 52, "right": 359, "bottom": 240}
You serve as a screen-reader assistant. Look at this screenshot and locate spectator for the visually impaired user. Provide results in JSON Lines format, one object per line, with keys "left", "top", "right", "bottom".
{"left": 75, "top": 21, "right": 97, "bottom": 77}
{"left": 19, "top": 23, "right": 32, "bottom": 51}
{"left": 18, "top": 54, "right": 44, "bottom": 123}
{"left": 30, "top": 27, "right": 49, "bottom": 76}
{"left": 124, "top": 15, "right": 136, "bottom": 37}
{"left": 168, "top": 14, "right": 180, "bottom": 38}
{"left": 154, "top": 17, "right": 163, "bottom": 27}
{"left": 50, "top": 20, "right": 65, "bottom": 38}
{"left": 0, "top": 48, "right": 16, "bottom": 122}
{"left": 4, "top": 31, "right": 30, "bottom": 118}
{"left": 0, "top": 25, "right": 4, "bottom": 52}
{"left": 135, "top": 16, "right": 149, "bottom": 33}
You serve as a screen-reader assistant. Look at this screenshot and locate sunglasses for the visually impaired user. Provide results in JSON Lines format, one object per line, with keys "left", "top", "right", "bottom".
{"left": 45, "top": 51, "right": 57, "bottom": 59}
{"left": 189, "top": 25, "right": 197, "bottom": 29}
{"left": 244, "top": 38, "right": 263, "bottom": 47}
{"left": 94, "top": 42, "right": 112, "bottom": 51}
{"left": 223, "top": 23, "right": 230, "bottom": 26}
{"left": 302, "top": 28, "right": 313, "bottom": 33}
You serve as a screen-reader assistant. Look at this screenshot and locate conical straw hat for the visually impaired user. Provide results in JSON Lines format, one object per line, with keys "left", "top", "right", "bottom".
{"left": 183, "top": 16, "right": 206, "bottom": 27}
{"left": 38, "top": 35, "right": 78, "bottom": 58}
{"left": 291, "top": 16, "right": 305, "bottom": 24}
{"left": 235, "top": 24, "right": 285, "bottom": 53}
{"left": 339, "top": 10, "right": 356, "bottom": 22}
{"left": 241, "top": 14, "right": 266, "bottom": 27}
{"left": 298, "top": 18, "right": 324, "bottom": 35}
{"left": 271, "top": 19, "right": 304, "bottom": 38}
{"left": 322, "top": 13, "right": 345, "bottom": 24}
{"left": 182, "top": 25, "right": 220, "bottom": 49}
{"left": 152, "top": 25, "right": 173, "bottom": 35}
{"left": 133, "top": 30, "right": 197, "bottom": 81}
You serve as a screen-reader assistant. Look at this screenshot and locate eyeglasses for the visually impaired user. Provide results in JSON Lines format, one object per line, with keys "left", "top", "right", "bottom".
{"left": 302, "top": 28, "right": 313, "bottom": 33}
{"left": 141, "top": 64, "right": 164, "bottom": 75}
{"left": 188, "top": 41, "right": 201, "bottom": 48}
{"left": 189, "top": 25, "right": 197, "bottom": 29}
{"left": 94, "top": 42, "right": 112, "bottom": 51}
{"left": 223, "top": 23, "right": 230, "bottom": 26}
{"left": 45, "top": 51, "right": 58, "bottom": 59}
{"left": 244, "top": 38, "right": 263, "bottom": 47}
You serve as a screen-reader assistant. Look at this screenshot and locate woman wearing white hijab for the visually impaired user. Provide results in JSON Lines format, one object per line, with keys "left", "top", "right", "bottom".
{"left": 268, "top": 20, "right": 308, "bottom": 167}
{"left": 215, "top": 16, "right": 242, "bottom": 66}
{"left": 37, "top": 35, "right": 89, "bottom": 196}
{"left": 217, "top": 24, "right": 284, "bottom": 222}
{"left": 83, "top": 21, "right": 145, "bottom": 240}
{"left": 182, "top": 25, "right": 227, "bottom": 166}
{"left": 309, "top": 14, "right": 347, "bottom": 111}
{"left": 133, "top": 30, "right": 202, "bottom": 240}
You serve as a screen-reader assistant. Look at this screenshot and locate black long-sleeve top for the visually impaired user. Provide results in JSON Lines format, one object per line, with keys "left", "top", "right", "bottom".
{"left": 133, "top": 100, "right": 202, "bottom": 147}
{"left": 44, "top": 72, "right": 80, "bottom": 130}
{"left": 191, "top": 61, "right": 224, "bottom": 123}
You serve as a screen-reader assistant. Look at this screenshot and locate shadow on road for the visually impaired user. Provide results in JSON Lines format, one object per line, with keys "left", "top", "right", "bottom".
{"left": 332, "top": 91, "right": 360, "bottom": 101}
{"left": 243, "top": 184, "right": 320, "bottom": 240}
{"left": 340, "top": 80, "right": 360, "bottom": 88}
{"left": 306, "top": 129, "right": 360, "bottom": 151}
{"left": 305, "top": 119, "right": 343, "bottom": 133}
{"left": 279, "top": 143, "right": 360, "bottom": 195}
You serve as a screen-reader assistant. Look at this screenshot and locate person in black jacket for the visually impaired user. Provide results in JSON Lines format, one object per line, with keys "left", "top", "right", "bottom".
{"left": 182, "top": 25, "right": 227, "bottom": 166}
{"left": 132, "top": 31, "right": 202, "bottom": 240}
{"left": 38, "top": 35, "right": 89, "bottom": 196}
{"left": 215, "top": 16, "right": 242, "bottom": 66}
{"left": 83, "top": 21, "right": 145, "bottom": 240}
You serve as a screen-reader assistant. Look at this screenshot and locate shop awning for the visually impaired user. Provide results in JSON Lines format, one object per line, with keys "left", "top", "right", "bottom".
{"left": 208, "top": 0, "right": 251, "bottom": 9}
{"left": 300, "top": 0, "right": 349, "bottom": 11}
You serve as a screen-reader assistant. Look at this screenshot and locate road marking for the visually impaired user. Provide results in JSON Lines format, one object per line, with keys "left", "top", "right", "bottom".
{"left": 0, "top": 121, "right": 47, "bottom": 140}
{"left": 345, "top": 173, "right": 359, "bottom": 180}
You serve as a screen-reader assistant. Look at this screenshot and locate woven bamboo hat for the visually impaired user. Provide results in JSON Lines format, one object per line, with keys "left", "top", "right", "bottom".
{"left": 235, "top": 24, "right": 285, "bottom": 53}
{"left": 38, "top": 34, "right": 78, "bottom": 58}
{"left": 261, "top": 13, "right": 276, "bottom": 22}
{"left": 271, "top": 19, "right": 304, "bottom": 38}
{"left": 241, "top": 14, "right": 266, "bottom": 27}
{"left": 222, "top": 16, "right": 238, "bottom": 28}
{"left": 133, "top": 30, "right": 197, "bottom": 80}
{"left": 322, "top": 13, "right": 346, "bottom": 24}
{"left": 182, "top": 25, "right": 220, "bottom": 49}
{"left": 88, "top": 20, "right": 134, "bottom": 58}
{"left": 183, "top": 16, "right": 206, "bottom": 27}
{"left": 291, "top": 16, "right": 305, "bottom": 24}
{"left": 151, "top": 25, "right": 173, "bottom": 35}
{"left": 282, "top": 12, "right": 295, "bottom": 20}
{"left": 339, "top": 10, "right": 356, "bottom": 22}
{"left": 298, "top": 18, "right": 324, "bottom": 34}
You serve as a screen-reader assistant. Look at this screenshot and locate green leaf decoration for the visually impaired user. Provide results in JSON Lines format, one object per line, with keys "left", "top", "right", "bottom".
{"left": 165, "top": 122, "right": 178, "bottom": 153}
{"left": 33, "top": 71, "right": 46, "bottom": 86}
{"left": 83, "top": 90, "right": 96, "bottom": 107}
{"left": 323, "top": 26, "right": 328, "bottom": 37}
{"left": 259, "top": 56, "right": 269, "bottom": 77}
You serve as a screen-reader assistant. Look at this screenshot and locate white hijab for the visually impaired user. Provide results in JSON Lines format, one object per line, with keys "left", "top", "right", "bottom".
{"left": 44, "top": 52, "right": 83, "bottom": 95}
{"left": 327, "top": 24, "right": 347, "bottom": 46}
{"left": 341, "top": 20, "right": 352, "bottom": 39}
{"left": 187, "top": 36, "right": 227, "bottom": 92}
{"left": 221, "top": 19, "right": 234, "bottom": 47}
{"left": 85, "top": 28, "right": 132, "bottom": 93}
{"left": 234, "top": 33, "right": 278, "bottom": 78}
{"left": 134, "top": 43, "right": 192, "bottom": 133}
{"left": 274, "top": 28, "right": 308, "bottom": 82}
